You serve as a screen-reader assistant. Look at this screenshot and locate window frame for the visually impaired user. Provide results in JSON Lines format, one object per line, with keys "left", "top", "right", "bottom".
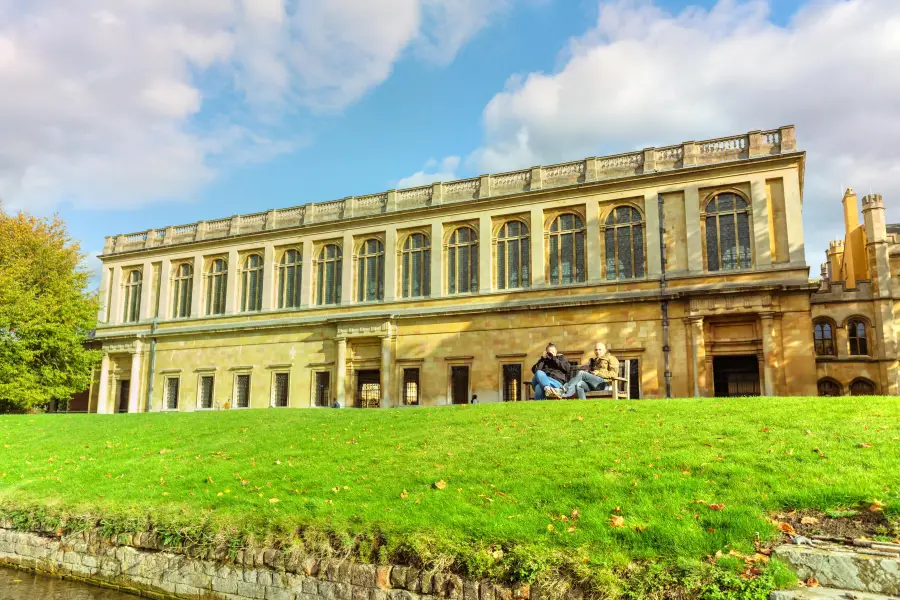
{"left": 196, "top": 373, "right": 216, "bottom": 410}
{"left": 846, "top": 317, "right": 870, "bottom": 356}
{"left": 163, "top": 375, "right": 180, "bottom": 411}
{"left": 315, "top": 243, "right": 343, "bottom": 306}
{"left": 122, "top": 268, "right": 143, "bottom": 323}
{"left": 400, "top": 232, "right": 431, "bottom": 299}
{"left": 312, "top": 370, "right": 332, "bottom": 408}
{"left": 277, "top": 248, "right": 303, "bottom": 309}
{"left": 495, "top": 219, "right": 530, "bottom": 290}
{"left": 446, "top": 361, "right": 472, "bottom": 405}
{"left": 547, "top": 212, "right": 586, "bottom": 286}
{"left": 702, "top": 191, "right": 753, "bottom": 272}
{"left": 233, "top": 372, "right": 252, "bottom": 409}
{"left": 401, "top": 368, "right": 420, "bottom": 406}
{"left": 500, "top": 363, "right": 524, "bottom": 402}
{"left": 849, "top": 377, "right": 877, "bottom": 396}
{"left": 817, "top": 377, "right": 843, "bottom": 397}
{"left": 602, "top": 205, "right": 646, "bottom": 281}
{"left": 446, "top": 226, "right": 478, "bottom": 295}
{"left": 356, "top": 238, "right": 385, "bottom": 303}
{"left": 240, "top": 253, "right": 264, "bottom": 312}
{"left": 271, "top": 371, "right": 290, "bottom": 408}
{"left": 813, "top": 318, "right": 837, "bottom": 357}
{"left": 205, "top": 258, "right": 228, "bottom": 316}
{"left": 171, "top": 262, "right": 194, "bottom": 319}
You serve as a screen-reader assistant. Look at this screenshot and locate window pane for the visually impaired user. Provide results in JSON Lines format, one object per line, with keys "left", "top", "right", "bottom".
{"left": 717, "top": 194, "right": 734, "bottom": 212}
{"left": 357, "top": 258, "right": 365, "bottom": 301}
{"left": 575, "top": 231, "right": 585, "bottom": 282}
{"left": 634, "top": 224, "right": 645, "bottom": 277}
{"left": 737, "top": 211, "right": 751, "bottom": 269}
{"left": 459, "top": 245, "right": 469, "bottom": 293}
{"left": 236, "top": 374, "right": 250, "bottom": 408}
{"left": 423, "top": 249, "right": 431, "bottom": 296}
{"left": 497, "top": 240, "right": 507, "bottom": 289}
{"left": 200, "top": 376, "right": 213, "bottom": 409}
{"left": 274, "top": 373, "right": 289, "bottom": 407}
{"left": 403, "top": 369, "right": 419, "bottom": 405}
{"left": 617, "top": 226, "right": 632, "bottom": 279}
{"left": 502, "top": 364, "right": 522, "bottom": 401}
{"left": 507, "top": 239, "right": 517, "bottom": 288}
{"left": 367, "top": 255, "right": 377, "bottom": 301}
{"left": 605, "top": 228, "right": 616, "bottom": 280}
{"left": 521, "top": 238, "right": 530, "bottom": 287}
{"left": 561, "top": 233, "right": 574, "bottom": 284}
{"left": 411, "top": 250, "right": 421, "bottom": 297}
{"left": 448, "top": 246, "right": 457, "bottom": 294}
{"left": 336, "top": 257, "right": 343, "bottom": 304}
{"left": 377, "top": 254, "right": 384, "bottom": 300}
{"left": 315, "top": 372, "right": 330, "bottom": 407}
{"left": 549, "top": 235, "right": 559, "bottom": 284}
{"left": 325, "top": 261, "right": 335, "bottom": 305}
{"left": 706, "top": 216, "right": 720, "bottom": 271}
{"left": 166, "top": 378, "right": 179, "bottom": 410}
{"left": 720, "top": 213, "right": 737, "bottom": 270}
{"left": 402, "top": 253, "right": 410, "bottom": 297}
{"left": 471, "top": 242, "right": 478, "bottom": 292}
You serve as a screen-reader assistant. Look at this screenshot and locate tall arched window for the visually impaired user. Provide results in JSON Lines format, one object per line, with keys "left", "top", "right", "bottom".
{"left": 171, "top": 263, "right": 193, "bottom": 319}
{"left": 277, "top": 249, "right": 302, "bottom": 309}
{"left": 497, "top": 220, "right": 530, "bottom": 290}
{"left": 813, "top": 320, "right": 836, "bottom": 356}
{"left": 240, "top": 254, "right": 264, "bottom": 312}
{"left": 548, "top": 213, "right": 585, "bottom": 285}
{"left": 448, "top": 227, "right": 478, "bottom": 294}
{"left": 847, "top": 319, "right": 869, "bottom": 356}
{"left": 817, "top": 378, "right": 842, "bottom": 397}
{"left": 401, "top": 233, "right": 430, "bottom": 298}
{"left": 849, "top": 378, "right": 876, "bottom": 396}
{"left": 122, "top": 269, "right": 142, "bottom": 323}
{"left": 206, "top": 259, "right": 227, "bottom": 316}
{"left": 704, "top": 192, "right": 752, "bottom": 271}
{"left": 605, "top": 206, "right": 645, "bottom": 280}
{"left": 357, "top": 239, "right": 385, "bottom": 302}
{"left": 316, "top": 244, "right": 342, "bottom": 305}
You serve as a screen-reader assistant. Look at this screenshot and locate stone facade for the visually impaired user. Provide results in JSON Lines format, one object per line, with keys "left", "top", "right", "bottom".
{"left": 87, "top": 125, "right": 858, "bottom": 412}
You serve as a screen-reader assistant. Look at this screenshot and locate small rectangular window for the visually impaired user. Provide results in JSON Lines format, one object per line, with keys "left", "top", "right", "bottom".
{"left": 451, "top": 366, "right": 469, "bottom": 405}
{"left": 315, "top": 372, "right": 330, "bottom": 407}
{"left": 629, "top": 359, "right": 641, "bottom": 400}
{"left": 402, "top": 369, "right": 420, "bottom": 405}
{"left": 199, "top": 375, "right": 214, "bottom": 409}
{"left": 273, "top": 373, "right": 289, "bottom": 407}
{"left": 502, "top": 364, "right": 522, "bottom": 401}
{"left": 235, "top": 374, "right": 251, "bottom": 408}
{"left": 165, "top": 377, "right": 179, "bottom": 410}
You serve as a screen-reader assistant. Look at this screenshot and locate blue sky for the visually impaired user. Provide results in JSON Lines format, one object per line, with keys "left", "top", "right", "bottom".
{"left": 1, "top": 0, "right": 897, "bottom": 280}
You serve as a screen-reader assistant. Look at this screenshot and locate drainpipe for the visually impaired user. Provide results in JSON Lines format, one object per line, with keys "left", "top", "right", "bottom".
{"left": 146, "top": 318, "right": 158, "bottom": 412}
{"left": 658, "top": 195, "right": 672, "bottom": 399}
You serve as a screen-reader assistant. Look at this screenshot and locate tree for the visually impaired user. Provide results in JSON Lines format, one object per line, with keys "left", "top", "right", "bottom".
{"left": 0, "top": 206, "right": 100, "bottom": 412}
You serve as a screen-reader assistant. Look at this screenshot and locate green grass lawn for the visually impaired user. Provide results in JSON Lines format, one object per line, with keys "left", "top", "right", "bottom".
{"left": 0, "top": 397, "right": 898, "bottom": 597}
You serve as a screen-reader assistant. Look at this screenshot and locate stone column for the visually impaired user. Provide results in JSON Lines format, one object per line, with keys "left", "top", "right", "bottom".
{"left": 384, "top": 227, "right": 398, "bottom": 301}
{"left": 430, "top": 221, "right": 442, "bottom": 297}
{"left": 684, "top": 187, "right": 703, "bottom": 273}
{"left": 688, "top": 316, "right": 706, "bottom": 397}
{"left": 530, "top": 206, "right": 546, "bottom": 286}
{"left": 341, "top": 232, "right": 354, "bottom": 305}
{"left": 300, "top": 241, "right": 314, "bottom": 307}
{"left": 759, "top": 312, "right": 776, "bottom": 397}
{"left": 262, "top": 243, "right": 276, "bottom": 310}
{"left": 478, "top": 215, "right": 493, "bottom": 293}
{"left": 224, "top": 248, "right": 239, "bottom": 314}
{"left": 380, "top": 336, "right": 392, "bottom": 408}
{"left": 108, "top": 266, "right": 123, "bottom": 325}
{"left": 336, "top": 337, "right": 347, "bottom": 407}
{"left": 750, "top": 178, "right": 772, "bottom": 268}
{"left": 128, "top": 342, "right": 143, "bottom": 413}
{"left": 644, "top": 192, "right": 662, "bottom": 277}
{"left": 781, "top": 168, "right": 806, "bottom": 265}
{"left": 96, "top": 353, "right": 110, "bottom": 414}
{"left": 97, "top": 267, "right": 111, "bottom": 323}
{"left": 585, "top": 200, "right": 602, "bottom": 283}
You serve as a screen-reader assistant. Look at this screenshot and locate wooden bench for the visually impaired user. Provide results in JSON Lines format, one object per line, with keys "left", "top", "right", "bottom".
{"left": 525, "top": 359, "right": 632, "bottom": 400}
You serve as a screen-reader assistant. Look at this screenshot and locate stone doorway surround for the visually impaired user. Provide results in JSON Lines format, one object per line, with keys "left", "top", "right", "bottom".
{"left": 334, "top": 319, "right": 394, "bottom": 408}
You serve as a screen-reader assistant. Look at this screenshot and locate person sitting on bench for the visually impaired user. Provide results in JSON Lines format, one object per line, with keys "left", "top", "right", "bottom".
{"left": 546, "top": 342, "right": 619, "bottom": 399}
{"left": 530, "top": 342, "right": 570, "bottom": 400}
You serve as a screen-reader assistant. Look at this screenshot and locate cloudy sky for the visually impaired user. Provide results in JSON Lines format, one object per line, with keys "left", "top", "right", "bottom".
{"left": 1, "top": 0, "right": 897, "bottom": 281}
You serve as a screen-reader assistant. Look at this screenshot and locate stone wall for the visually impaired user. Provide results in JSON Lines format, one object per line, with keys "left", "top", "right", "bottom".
{"left": 0, "top": 528, "right": 529, "bottom": 600}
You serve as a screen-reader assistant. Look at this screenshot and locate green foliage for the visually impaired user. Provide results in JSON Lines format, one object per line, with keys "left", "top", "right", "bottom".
{"left": 0, "top": 207, "right": 100, "bottom": 411}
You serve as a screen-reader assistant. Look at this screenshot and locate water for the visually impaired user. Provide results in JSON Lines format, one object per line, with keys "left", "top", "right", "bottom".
{"left": 0, "top": 566, "right": 137, "bottom": 599}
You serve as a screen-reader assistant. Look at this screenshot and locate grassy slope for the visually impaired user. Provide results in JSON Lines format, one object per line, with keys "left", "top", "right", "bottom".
{"left": 0, "top": 398, "right": 897, "bottom": 581}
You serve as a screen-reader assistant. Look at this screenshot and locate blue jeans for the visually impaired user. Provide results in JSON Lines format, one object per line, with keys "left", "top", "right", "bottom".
{"left": 562, "top": 371, "right": 607, "bottom": 399}
{"left": 531, "top": 371, "right": 563, "bottom": 400}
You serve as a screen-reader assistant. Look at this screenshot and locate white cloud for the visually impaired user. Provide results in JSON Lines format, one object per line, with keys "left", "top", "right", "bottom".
{"left": 0, "top": 0, "right": 512, "bottom": 212}
{"left": 470, "top": 0, "right": 900, "bottom": 263}
{"left": 397, "top": 156, "right": 461, "bottom": 188}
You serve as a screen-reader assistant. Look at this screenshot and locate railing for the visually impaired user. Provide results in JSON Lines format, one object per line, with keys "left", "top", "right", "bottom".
{"left": 104, "top": 125, "right": 796, "bottom": 254}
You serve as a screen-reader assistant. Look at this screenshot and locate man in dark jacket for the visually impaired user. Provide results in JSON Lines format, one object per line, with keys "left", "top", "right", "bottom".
{"left": 530, "top": 342, "right": 570, "bottom": 400}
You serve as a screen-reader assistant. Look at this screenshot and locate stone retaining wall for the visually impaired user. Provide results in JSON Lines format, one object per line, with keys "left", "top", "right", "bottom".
{"left": 0, "top": 528, "right": 533, "bottom": 600}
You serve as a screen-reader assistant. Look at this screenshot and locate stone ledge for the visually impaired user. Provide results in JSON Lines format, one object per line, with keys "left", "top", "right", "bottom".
{"left": 773, "top": 544, "right": 900, "bottom": 596}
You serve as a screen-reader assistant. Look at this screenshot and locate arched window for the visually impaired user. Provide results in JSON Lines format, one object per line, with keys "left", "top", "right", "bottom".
{"left": 357, "top": 239, "right": 385, "bottom": 302}
{"left": 277, "top": 249, "right": 302, "bottom": 309}
{"left": 704, "top": 192, "right": 752, "bottom": 271}
{"left": 206, "top": 259, "right": 227, "bottom": 316}
{"left": 401, "top": 233, "right": 431, "bottom": 298}
{"left": 240, "top": 254, "right": 264, "bottom": 312}
{"left": 849, "top": 378, "right": 876, "bottom": 396}
{"left": 448, "top": 227, "right": 478, "bottom": 294}
{"left": 122, "top": 269, "right": 142, "bottom": 323}
{"left": 847, "top": 319, "right": 869, "bottom": 356}
{"left": 171, "top": 263, "right": 193, "bottom": 319}
{"left": 548, "top": 213, "right": 586, "bottom": 285}
{"left": 817, "top": 378, "right": 842, "bottom": 397}
{"left": 605, "top": 206, "right": 645, "bottom": 280}
{"left": 497, "top": 220, "right": 530, "bottom": 290}
{"left": 813, "top": 320, "right": 836, "bottom": 356}
{"left": 316, "top": 244, "right": 342, "bottom": 305}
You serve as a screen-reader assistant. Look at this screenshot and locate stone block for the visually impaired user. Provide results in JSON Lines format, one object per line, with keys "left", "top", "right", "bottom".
{"left": 351, "top": 563, "right": 376, "bottom": 587}
{"left": 389, "top": 565, "right": 408, "bottom": 589}
{"left": 303, "top": 557, "right": 320, "bottom": 577}
{"left": 352, "top": 584, "right": 370, "bottom": 600}
{"left": 463, "top": 580, "right": 479, "bottom": 600}
{"left": 258, "top": 569, "right": 275, "bottom": 586}
{"left": 303, "top": 579, "right": 319, "bottom": 594}
{"left": 370, "top": 589, "right": 389, "bottom": 600}
{"left": 446, "top": 575, "right": 463, "bottom": 600}
{"left": 417, "top": 571, "right": 432, "bottom": 595}
{"left": 82, "top": 555, "right": 99, "bottom": 568}
{"left": 213, "top": 576, "right": 240, "bottom": 594}
{"left": 264, "top": 548, "right": 280, "bottom": 569}
{"left": 774, "top": 544, "right": 900, "bottom": 596}
{"left": 238, "top": 579, "right": 267, "bottom": 599}
{"left": 266, "top": 586, "right": 294, "bottom": 600}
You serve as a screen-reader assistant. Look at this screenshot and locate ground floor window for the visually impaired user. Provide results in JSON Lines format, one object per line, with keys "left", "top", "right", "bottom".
{"left": 451, "top": 366, "right": 470, "bottom": 404}
{"left": 117, "top": 380, "right": 130, "bottom": 413}
{"left": 198, "top": 375, "right": 214, "bottom": 408}
{"left": 314, "top": 371, "right": 330, "bottom": 407}
{"left": 628, "top": 359, "right": 641, "bottom": 400}
{"left": 502, "top": 364, "right": 522, "bottom": 401}
{"left": 272, "top": 372, "right": 289, "bottom": 407}
{"left": 356, "top": 370, "right": 381, "bottom": 408}
{"left": 712, "top": 355, "right": 760, "bottom": 397}
{"left": 165, "top": 377, "right": 179, "bottom": 410}
{"left": 817, "top": 378, "right": 842, "bottom": 396}
{"left": 849, "top": 378, "right": 876, "bottom": 396}
{"left": 234, "top": 374, "right": 251, "bottom": 408}
{"left": 402, "top": 368, "right": 420, "bottom": 405}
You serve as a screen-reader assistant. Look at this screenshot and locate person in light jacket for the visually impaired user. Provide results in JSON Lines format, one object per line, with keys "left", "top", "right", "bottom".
{"left": 549, "top": 342, "right": 619, "bottom": 399}
{"left": 530, "top": 343, "right": 570, "bottom": 400}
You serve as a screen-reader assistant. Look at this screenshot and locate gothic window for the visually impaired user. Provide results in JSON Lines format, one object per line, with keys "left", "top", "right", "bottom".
{"left": 401, "top": 233, "right": 431, "bottom": 298}
{"left": 448, "top": 227, "right": 478, "bottom": 294}
{"left": 813, "top": 320, "right": 836, "bottom": 356}
{"left": 849, "top": 378, "right": 876, "bottom": 396}
{"left": 704, "top": 192, "right": 752, "bottom": 272}
{"left": 205, "top": 259, "right": 227, "bottom": 316}
{"left": 277, "top": 249, "right": 302, "bottom": 309}
{"left": 817, "top": 378, "right": 842, "bottom": 397}
{"left": 316, "top": 244, "right": 342, "bottom": 306}
{"left": 497, "top": 220, "right": 530, "bottom": 290}
{"left": 847, "top": 319, "right": 869, "bottom": 356}
{"left": 240, "top": 254, "right": 264, "bottom": 312}
{"left": 171, "top": 263, "right": 193, "bottom": 319}
{"left": 122, "top": 269, "right": 143, "bottom": 323}
{"left": 604, "top": 206, "right": 645, "bottom": 280}
{"left": 357, "top": 239, "right": 385, "bottom": 302}
{"left": 548, "top": 213, "right": 586, "bottom": 285}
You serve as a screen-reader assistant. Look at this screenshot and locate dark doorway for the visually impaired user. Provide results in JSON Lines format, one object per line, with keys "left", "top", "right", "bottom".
{"left": 356, "top": 370, "right": 381, "bottom": 408}
{"left": 451, "top": 366, "right": 470, "bottom": 404}
{"left": 117, "top": 380, "right": 130, "bottom": 413}
{"left": 713, "top": 355, "right": 760, "bottom": 397}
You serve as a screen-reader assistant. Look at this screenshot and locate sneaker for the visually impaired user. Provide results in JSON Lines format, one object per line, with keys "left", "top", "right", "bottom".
{"left": 545, "top": 386, "right": 562, "bottom": 399}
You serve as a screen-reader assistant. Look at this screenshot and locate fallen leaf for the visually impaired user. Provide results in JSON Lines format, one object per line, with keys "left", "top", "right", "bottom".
{"left": 801, "top": 516, "right": 819, "bottom": 525}
{"left": 777, "top": 522, "right": 797, "bottom": 535}
{"left": 858, "top": 442, "right": 873, "bottom": 448}
{"left": 434, "top": 480, "right": 447, "bottom": 490}
{"left": 610, "top": 515, "right": 625, "bottom": 528}
{"left": 571, "top": 509, "right": 580, "bottom": 519}
{"left": 806, "top": 578, "right": 819, "bottom": 588}
{"left": 869, "top": 500, "right": 884, "bottom": 513}
{"left": 708, "top": 503, "right": 725, "bottom": 511}
{"left": 269, "top": 498, "right": 279, "bottom": 503}
{"left": 400, "top": 490, "right": 408, "bottom": 499}
{"left": 547, "top": 524, "right": 555, "bottom": 532}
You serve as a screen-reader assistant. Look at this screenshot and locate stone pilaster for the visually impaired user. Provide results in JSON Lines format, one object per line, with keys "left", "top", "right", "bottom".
{"left": 478, "top": 215, "right": 492, "bottom": 293}
{"left": 529, "top": 207, "right": 545, "bottom": 287}
{"left": 128, "top": 342, "right": 143, "bottom": 413}
{"left": 262, "top": 244, "right": 275, "bottom": 310}
{"left": 750, "top": 178, "right": 772, "bottom": 268}
{"left": 224, "top": 249, "right": 239, "bottom": 314}
{"left": 644, "top": 192, "right": 662, "bottom": 277}
{"left": 688, "top": 316, "right": 706, "bottom": 397}
{"left": 684, "top": 187, "right": 703, "bottom": 273}
{"left": 585, "top": 200, "right": 602, "bottom": 283}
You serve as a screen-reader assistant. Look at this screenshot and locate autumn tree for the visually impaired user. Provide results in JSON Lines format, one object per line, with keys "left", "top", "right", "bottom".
{"left": 0, "top": 205, "right": 100, "bottom": 412}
